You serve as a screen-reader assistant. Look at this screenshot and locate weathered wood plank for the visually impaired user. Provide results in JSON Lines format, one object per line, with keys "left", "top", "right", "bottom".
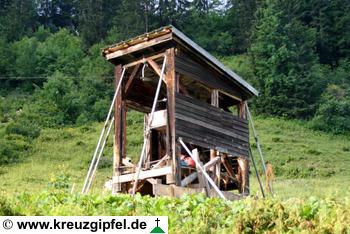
{"left": 112, "top": 166, "right": 172, "bottom": 183}
{"left": 177, "top": 131, "right": 249, "bottom": 157}
{"left": 176, "top": 129, "right": 249, "bottom": 157}
{"left": 176, "top": 97, "right": 248, "bottom": 130}
{"left": 175, "top": 104, "right": 249, "bottom": 135}
{"left": 175, "top": 113, "right": 249, "bottom": 142}
{"left": 106, "top": 33, "right": 172, "bottom": 60}
{"left": 175, "top": 93, "right": 248, "bottom": 125}
{"left": 176, "top": 120, "right": 249, "bottom": 151}
{"left": 192, "top": 148, "right": 208, "bottom": 195}
{"left": 165, "top": 47, "right": 181, "bottom": 185}
{"left": 113, "top": 65, "right": 123, "bottom": 193}
{"left": 174, "top": 92, "right": 249, "bottom": 158}
{"left": 148, "top": 110, "right": 167, "bottom": 129}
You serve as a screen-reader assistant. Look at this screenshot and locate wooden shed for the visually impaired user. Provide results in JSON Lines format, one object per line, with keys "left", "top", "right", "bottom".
{"left": 101, "top": 25, "right": 258, "bottom": 200}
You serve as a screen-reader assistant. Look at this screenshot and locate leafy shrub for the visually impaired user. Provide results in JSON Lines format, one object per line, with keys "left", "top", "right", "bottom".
{"left": 48, "top": 172, "right": 71, "bottom": 191}
{"left": 310, "top": 84, "right": 350, "bottom": 134}
{"left": 36, "top": 29, "right": 84, "bottom": 77}
{"left": 5, "top": 117, "right": 41, "bottom": 139}
{"left": 0, "top": 196, "right": 20, "bottom": 215}
{"left": 0, "top": 136, "right": 30, "bottom": 165}
{"left": 0, "top": 141, "right": 19, "bottom": 164}
{"left": 92, "top": 98, "right": 110, "bottom": 121}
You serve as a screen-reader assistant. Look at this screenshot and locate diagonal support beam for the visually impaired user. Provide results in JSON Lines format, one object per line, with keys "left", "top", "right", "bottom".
{"left": 147, "top": 58, "right": 167, "bottom": 83}
{"left": 147, "top": 58, "right": 161, "bottom": 76}
{"left": 125, "top": 64, "right": 140, "bottom": 95}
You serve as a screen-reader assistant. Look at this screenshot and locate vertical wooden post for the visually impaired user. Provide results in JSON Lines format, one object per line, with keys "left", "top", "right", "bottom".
{"left": 113, "top": 64, "right": 126, "bottom": 193}
{"left": 165, "top": 48, "right": 181, "bottom": 185}
{"left": 211, "top": 90, "right": 219, "bottom": 186}
{"left": 238, "top": 100, "right": 249, "bottom": 195}
{"left": 215, "top": 151, "right": 221, "bottom": 186}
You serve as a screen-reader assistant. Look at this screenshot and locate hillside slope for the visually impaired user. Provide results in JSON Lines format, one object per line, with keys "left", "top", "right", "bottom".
{"left": 0, "top": 112, "right": 349, "bottom": 199}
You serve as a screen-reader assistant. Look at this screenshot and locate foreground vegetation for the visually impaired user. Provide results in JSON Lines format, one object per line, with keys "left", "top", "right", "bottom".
{"left": 1, "top": 185, "right": 349, "bottom": 233}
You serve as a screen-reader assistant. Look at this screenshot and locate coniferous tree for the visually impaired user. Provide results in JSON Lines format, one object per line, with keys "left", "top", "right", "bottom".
{"left": 250, "top": 0, "right": 325, "bottom": 118}
{"left": 0, "top": 0, "right": 37, "bottom": 41}
{"left": 36, "top": 0, "right": 77, "bottom": 32}
{"left": 225, "top": 0, "right": 257, "bottom": 54}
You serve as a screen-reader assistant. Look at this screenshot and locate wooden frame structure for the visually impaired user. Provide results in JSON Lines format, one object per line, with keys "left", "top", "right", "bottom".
{"left": 101, "top": 26, "right": 258, "bottom": 200}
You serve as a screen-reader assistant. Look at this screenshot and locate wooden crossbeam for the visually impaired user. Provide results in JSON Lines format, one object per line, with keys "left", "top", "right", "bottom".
{"left": 106, "top": 34, "right": 171, "bottom": 60}
{"left": 123, "top": 53, "right": 165, "bottom": 69}
{"left": 181, "top": 156, "right": 221, "bottom": 187}
{"left": 112, "top": 166, "right": 172, "bottom": 183}
{"left": 151, "top": 154, "right": 170, "bottom": 169}
{"left": 181, "top": 172, "right": 198, "bottom": 187}
{"left": 204, "top": 156, "right": 221, "bottom": 170}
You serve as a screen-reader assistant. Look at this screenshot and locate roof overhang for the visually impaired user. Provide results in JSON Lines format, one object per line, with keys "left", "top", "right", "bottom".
{"left": 102, "top": 25, "right": 258, "bottom": 98}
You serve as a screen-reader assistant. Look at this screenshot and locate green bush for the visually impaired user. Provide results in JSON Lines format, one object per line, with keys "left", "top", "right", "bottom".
{"left": 0, "top": 136, "right": 30, "bottom": 165}
{"left": 5, "top": 117, "right": 41, "bottom": 139}
{"left": 310, "top": 85, "right": 350, "bottom": 134}
{"left": 0, "top": 196, "right": 21, "bottom": 216}
{"left": 92, "top": 98, "right": 110, "bottom": 121}
{"left": 0, "top": 141, "right": 19, "bottom": 164}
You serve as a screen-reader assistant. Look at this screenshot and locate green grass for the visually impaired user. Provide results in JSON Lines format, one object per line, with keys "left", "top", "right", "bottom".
{"left": 250, "top": 117, "right": 350, "bottom": 178}
{"left": 1, "top": 113, "right": 350, "bottom": 200}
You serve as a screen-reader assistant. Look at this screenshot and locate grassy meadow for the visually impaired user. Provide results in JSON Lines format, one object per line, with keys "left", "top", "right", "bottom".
{"left": 1, "top": 111, "right": 349, "bottom": 200}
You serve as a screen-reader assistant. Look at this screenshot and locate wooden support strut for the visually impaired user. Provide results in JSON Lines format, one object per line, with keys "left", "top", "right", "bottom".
{"left": 165, "top": 47, "right": 181, "bottom": 185}
{"left": 113, "top": 64, "right": 126, "bottom": 193}
{"left": 124, "top": 64, "right": 140, "bottom": 95}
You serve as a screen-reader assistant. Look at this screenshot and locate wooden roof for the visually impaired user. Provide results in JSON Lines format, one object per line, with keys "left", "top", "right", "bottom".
{"left": 102, "top": 25, "right": 258, "bottom": 98}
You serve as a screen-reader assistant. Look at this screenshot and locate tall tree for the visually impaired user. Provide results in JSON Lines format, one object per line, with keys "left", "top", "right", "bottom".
{"left": 250, "top": 0, "right": 325, "bottom": 118}
{"left": 36, "top": 0, "right": 77, "bottom": 32}
{"left": 77, "top": 0, "right": 122, "bottom": 47}
{"left": 0, "top": 0, "right": 37, "bottom": 41}
{"left": 299, "top": 0, "right": 350, "bottom": 65}
{"left": 225, "top": 0, "right": 257, "bottom": 54}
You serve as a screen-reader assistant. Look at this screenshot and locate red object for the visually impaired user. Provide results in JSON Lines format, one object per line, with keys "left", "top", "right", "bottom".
{"left": 184, "top": 156, "right": 196, "bottom": 167}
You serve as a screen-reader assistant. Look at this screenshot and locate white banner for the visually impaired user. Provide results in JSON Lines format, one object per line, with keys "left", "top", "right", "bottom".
{"left": 0, "top": 216, "right": 168, "bottom": 234}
